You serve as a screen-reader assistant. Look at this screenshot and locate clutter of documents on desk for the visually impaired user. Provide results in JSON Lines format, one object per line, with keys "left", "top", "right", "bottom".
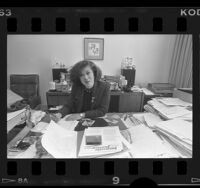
{"left": 120, "top": 124, "right": 179, "bottom": 158}
{"left": 7, "top": 108, "right": 27, "bottom": 133}
{"left": 144, "top": 97, "right": 192, "bottom": 121}
{"left": 41, "top": 120, "right": 77, "bottom": 158}
{"left": 143, "top": 113, "right": 163, "bottom": 128}
{"left": 142, "top": 96, "right": 192, "bottom": 158}
{"left": 121, "top": 113, "right": 144, "bottom": 129}
{"left": 153, "top": 119, "right": 192, "bottom": 158}
{"left": 31, "top": 122, "right": 49, "bottom": 133}
{"left": 78, "top": 126, "right": 123, "bottom": 158}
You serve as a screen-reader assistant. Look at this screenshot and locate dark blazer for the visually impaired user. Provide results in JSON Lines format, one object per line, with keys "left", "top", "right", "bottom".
{"left": 59, "top": 80, "right": 111, "bottom": 118}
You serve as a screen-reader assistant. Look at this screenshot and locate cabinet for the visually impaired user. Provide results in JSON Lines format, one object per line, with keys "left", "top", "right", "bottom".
{"left": 109, "top": 91, "right": 144, "bottom": 113}
{"left": 46, "top": 91, "right": 71, "bottom": 107}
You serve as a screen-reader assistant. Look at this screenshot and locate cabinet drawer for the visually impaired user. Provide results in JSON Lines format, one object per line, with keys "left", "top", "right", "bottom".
{"left": 47, "top": 95, "right": 59, "bottom": 106}
{"left": 119, "top": 92, "right": 144, "bottom": 112}
{"left": 58, "top": 95, "right": 70, "bottom": 105}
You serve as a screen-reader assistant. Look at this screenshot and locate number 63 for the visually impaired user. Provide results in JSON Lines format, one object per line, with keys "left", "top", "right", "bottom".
{"left": 0, "top": 9, "right": 12, "bottom": 16}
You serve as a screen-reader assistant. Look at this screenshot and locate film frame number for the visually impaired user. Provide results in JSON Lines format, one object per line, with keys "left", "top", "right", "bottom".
{"left": 18, "top": 178, "right": 28, "bottom": 184}
{"left": 0, "top": 9, "right": 12, "bottom": 16}
{"left": 112, "top": 176, "right": 120, "bottom": 184}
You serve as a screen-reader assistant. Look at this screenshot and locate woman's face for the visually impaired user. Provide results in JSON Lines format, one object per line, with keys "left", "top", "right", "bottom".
{"left": 80, "top": 65, "right": 95, "bottom": 89}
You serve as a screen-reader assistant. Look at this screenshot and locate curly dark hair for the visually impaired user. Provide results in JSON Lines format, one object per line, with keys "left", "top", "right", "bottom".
{"left": 70, "top": 60, "right": 102, "bottom": 86}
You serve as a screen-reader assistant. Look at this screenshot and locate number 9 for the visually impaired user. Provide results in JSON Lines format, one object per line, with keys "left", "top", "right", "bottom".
{"left": 112, "top": 176, "right": 120, "bottom": 184}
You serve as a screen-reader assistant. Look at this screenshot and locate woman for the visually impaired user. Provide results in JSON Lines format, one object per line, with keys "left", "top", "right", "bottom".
{"left": 55, "top": 60, "right": 110, "bottom": 121}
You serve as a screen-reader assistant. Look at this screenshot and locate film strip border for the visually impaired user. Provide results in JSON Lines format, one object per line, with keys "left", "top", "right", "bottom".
{"left": 0, "top": 7, "right": 200, "bottom": 186}
{"left": 2, "top": 160, "right": 192, "bottom": 185}
{"left": 0, "top": 7, "right": 200, "bottom": 33}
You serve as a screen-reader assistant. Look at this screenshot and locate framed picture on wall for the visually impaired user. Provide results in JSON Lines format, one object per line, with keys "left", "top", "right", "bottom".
{"left": 84, "top": 38, "right": 104, "bottom": 60}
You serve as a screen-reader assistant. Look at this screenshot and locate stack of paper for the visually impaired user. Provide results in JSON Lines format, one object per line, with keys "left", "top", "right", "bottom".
{"left": 154, "top": 119, "right": 192, "bottom": 158}
{"left": 156, "top": 97, "right": 192, "bottom": 107}
{"left": 78, "top": 126, "right": 123, "bottom": 158}
{"left": 143, "top": 113, "right": 163, "bottom": 128}
{"left": 146, "top": 98, "right": 192, "bottom": 120}
{"left": 122, "top": 125, "right": 179, "bottom": 158}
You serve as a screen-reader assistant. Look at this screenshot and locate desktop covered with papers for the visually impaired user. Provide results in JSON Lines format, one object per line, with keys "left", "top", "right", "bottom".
{"left": 7, "top": 108, "right": 193, "bottom": 159}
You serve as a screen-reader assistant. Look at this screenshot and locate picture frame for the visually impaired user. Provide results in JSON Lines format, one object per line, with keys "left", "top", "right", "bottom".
{"left": 84, "top": 38, "right": 104, "bottom": 60}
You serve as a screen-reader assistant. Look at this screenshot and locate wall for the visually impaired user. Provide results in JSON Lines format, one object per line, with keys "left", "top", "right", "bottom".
{"left": 7, "top": 34, "right": 176, "bottom": 105}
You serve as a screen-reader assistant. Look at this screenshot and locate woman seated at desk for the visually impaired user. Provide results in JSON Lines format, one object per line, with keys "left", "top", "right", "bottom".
{"left": 54, "top": 60, "right": 111, "bottom": 121}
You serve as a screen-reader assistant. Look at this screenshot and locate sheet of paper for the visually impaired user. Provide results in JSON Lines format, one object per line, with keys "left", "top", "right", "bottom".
{"left": 57, "top": 119, "right": 78, "bottom": 131}
{"left": 127, "top": 125, "right": 177, "bottom": 158}
{"left": 97, "top": 151, "right": 132, "bottom": 158}
{"left": 121, "top": 118, "right": 133, "bottom": 128}
{"left": 157, "top": 97, "right": 192, "bottom": 107}
{"left": 148, "top": 99, "right": 191, "bottom": 119}
{"left": 7, "top": 109, "right": 26, "bottom": 121}
{"left": 41, "top": 120, "right": 77, "bottom": 158}
{"left": 155, "top": 119, "right": 192, "bottom": 142}
{"left": 13, "top": 142, "right": 37, "bottom": 158}
{"left": 78, "top": 126, "right": 123, "bottom": 157}
{"left": 31, "top": 122, "right": 49, "bottom": 133}
{"left": 143, "top": 113, "right": 163, "bottom": 128}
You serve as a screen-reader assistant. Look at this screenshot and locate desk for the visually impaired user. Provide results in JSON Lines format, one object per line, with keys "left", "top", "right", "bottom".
{"left": 46, "top": 90, "right": 144, "bottom": 113}
{"left": 7, "top": 112, "right": 186, "bottom": 159}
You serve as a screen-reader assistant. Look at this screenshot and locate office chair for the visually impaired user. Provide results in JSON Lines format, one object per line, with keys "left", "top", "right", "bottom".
{"left": 10, "top": 74, "right": 41, "bottom": 109}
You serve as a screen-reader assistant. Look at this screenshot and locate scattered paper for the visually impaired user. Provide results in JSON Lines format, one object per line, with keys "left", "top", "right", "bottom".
{"left": 121, "top": 118, "right": 133, "bottom": 129}
{"left": 97, "top": 151, "right": 132, "bottom": 158}
{"left": 7, "top": 109, "right": 26, "bottom": 121}
{"left": 57, "top": 119, "right": 78, "bottom": 131}
{"left": 41, "top": 120, "right": 77, "bottom": 158}
{"left": 155, "top": 119, "right": 192, "bottom": 142}
{"left": 143, "top": 113, "right": 163, "bottom": 128}
{"left": 13, "top": 142, "right": 37, "bottom": 158}
{"left": 31, "top": 122, "right": 49, "bottom": 133}
{"left": 127, "top": 125, "right": 176, "bottom": 158}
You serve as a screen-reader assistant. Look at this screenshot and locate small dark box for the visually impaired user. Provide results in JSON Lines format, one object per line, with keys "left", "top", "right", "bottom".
{"left": 85, "top": 135, "right": 102, "bottom": 145}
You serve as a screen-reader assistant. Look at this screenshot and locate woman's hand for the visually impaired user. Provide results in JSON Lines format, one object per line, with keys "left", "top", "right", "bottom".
{"left": 65, "top": 113, "right": 83, "bottom": 121}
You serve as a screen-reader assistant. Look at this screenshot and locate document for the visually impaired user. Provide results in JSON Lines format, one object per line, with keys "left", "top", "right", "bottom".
{"left": 154, "top": 119, "right": 192, "bottom": 143}
{"left": 41, "top": 120, "right": 77, "bottom": 158}
{"left": 143, "top": 113, "right": 163, "bottom": 128}
{"left": 148, "top": 99, "right": 191, "bottom": 119}
{"left": 7, "top": 108, "right": 26, "bottom": 121}
{"left": 31, "top": 122, "right": 49, "bottom": 133}
{"left": 126, "top": 125, "right": 178, "bottom": 158}
{"left": 57, "top": 119, "right": 79, "bottom": 131}
{"left": 157, "top": 97, "right": 192, "bottom": 107}
{"left": 78, "top": 126, "right": 123, "bottom": 157}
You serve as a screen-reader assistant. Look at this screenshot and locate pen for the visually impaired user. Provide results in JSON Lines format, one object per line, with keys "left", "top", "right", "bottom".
{"left": 124, "top": 114, "right": 128, "bottom": 121}
{"left": 153, "top": 130, "right": 163, "bottom": 141}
